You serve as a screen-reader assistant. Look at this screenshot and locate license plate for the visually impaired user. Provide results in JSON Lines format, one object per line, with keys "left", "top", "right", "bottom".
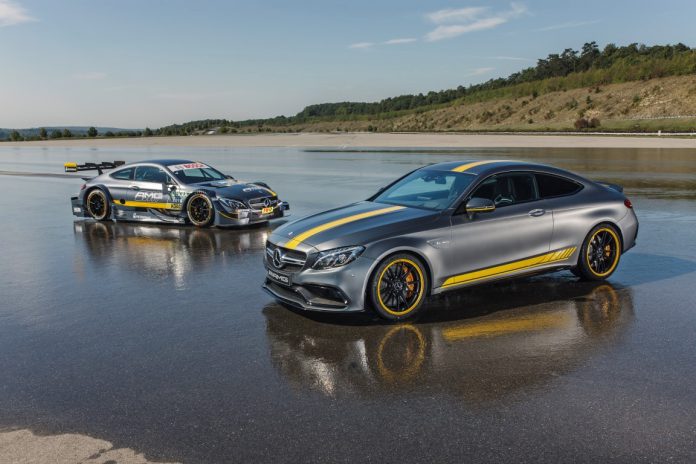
{"left": 261, "top": 206, "right": 273, "bottom": 214}
{"left": 267, "top": 268, "right": 291, "bottom": 286}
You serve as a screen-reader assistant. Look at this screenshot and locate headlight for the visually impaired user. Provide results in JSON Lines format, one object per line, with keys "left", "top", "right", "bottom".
{"left": 218, "top": 197, "right": 247, "bottom": 210}
{"left": 312, "top": 246, "right": 365, "bottom": 270}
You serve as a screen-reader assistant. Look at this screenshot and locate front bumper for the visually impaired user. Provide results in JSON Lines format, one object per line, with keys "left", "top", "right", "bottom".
{"left": 216, "top": 201, "right": 289, "bottom": 227}
{"left": 262, "top": 253, "right": 374, "bottom": 312}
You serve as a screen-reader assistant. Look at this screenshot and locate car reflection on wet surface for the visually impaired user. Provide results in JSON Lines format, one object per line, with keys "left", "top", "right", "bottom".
{"left": 1, "top": 146, "right": 696, "bottom": 463}
{"left": 265, "top": 281, "right": 633, "bottom": 400}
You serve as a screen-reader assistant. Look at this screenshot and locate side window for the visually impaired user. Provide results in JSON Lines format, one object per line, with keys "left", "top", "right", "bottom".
{"left": 135, "top": 166, "right": 167, "bottom": 183}
{"left": 471, "top": 173, "right": 537, "bottom": 207}
{"left": 111, "top": 167, "right": 134, "bottom": 180}
{"left": 536, "top": 173, "right": 582, "bottom": 198}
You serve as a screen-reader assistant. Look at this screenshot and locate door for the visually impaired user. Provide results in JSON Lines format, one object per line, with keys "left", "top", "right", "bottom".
{"left": 105, "top": 166, "right": 136, "bottom": 204}
{"left": 130, "top": 165, "right": 174, "bottom": 208}
{"left": 443, "top": 172, "right": 553, "bottom": 288}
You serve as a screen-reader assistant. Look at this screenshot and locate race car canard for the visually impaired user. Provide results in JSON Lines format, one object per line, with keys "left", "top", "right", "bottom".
{"left": 67, "top": 159, "right": 289, "bottom": 227}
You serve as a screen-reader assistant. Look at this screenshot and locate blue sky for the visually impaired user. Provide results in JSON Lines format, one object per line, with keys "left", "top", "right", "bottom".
{"left": 1, "top": 0, "right": 694, "bottom": 128}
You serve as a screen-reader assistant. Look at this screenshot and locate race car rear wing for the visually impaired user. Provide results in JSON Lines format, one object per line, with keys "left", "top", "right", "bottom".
{"left": 64, "top": 161, "right": 125, "bottom": 175}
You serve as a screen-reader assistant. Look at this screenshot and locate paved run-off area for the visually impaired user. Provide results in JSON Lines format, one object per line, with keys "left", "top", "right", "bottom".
{"left": 0, "top": 145, "right": 695, "bottom": 463}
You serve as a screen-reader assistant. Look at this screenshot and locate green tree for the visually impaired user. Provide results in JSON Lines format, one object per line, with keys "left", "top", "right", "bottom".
{"left": 87, "top": 126, "right": 98, "bottom": 137}
{"left": 50, "top": 130, "right": 62, "bottom": 139}
{"left": 144, "top": 127, "right": 153, "bottom": 137}
{"left": 10, "top": 130, "right": 23, "bottom": 141}
{"left": 62, "top": 128, "right": 73, "bottom": 138}
{"left": 105, "top": 131, "right": 115, "bottom": 137}
{"left": 39, "top": 127, "right": 47, "bottom": 139}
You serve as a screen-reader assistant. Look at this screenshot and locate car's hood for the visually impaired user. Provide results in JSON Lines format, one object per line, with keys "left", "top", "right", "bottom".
{"left": 193, "top": 179, "right": 275, "bottom": 200}
{"left": 271, "top": 201, "right": 438, "bottom": 251}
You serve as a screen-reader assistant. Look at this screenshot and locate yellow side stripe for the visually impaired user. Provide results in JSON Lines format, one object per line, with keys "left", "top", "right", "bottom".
{"left": 442, "top": 246, "right": 576, "bottom": 288}
{"left": 451, "top": 159, "right": 511, "bottom": 173}
{"left": 283, "top": 205, "right": 405, "bottom": 250}
{"left": 113, "top": 200, "right": 180, "bottom": 210}
{"left": 442, "top": 312, "right": 573, "bottom": 341}
{"left": 64, "top": 162, "right": 77, "bottom": 168}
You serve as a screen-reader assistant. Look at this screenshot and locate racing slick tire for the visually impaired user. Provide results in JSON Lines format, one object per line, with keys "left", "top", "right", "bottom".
{"left": 575, "top": 223, "right": 622, "bottom": 281}
{"left": 186, "top": 193, "right": 215, "bottom": 228}
{"left": 369, "top": 253, "right": 428, "bottom": 322}
{"left": 85, "top": 188, "right": 110, "bottom": 221}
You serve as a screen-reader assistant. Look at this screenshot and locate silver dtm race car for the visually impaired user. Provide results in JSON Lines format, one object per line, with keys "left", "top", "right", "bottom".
{"left": 67, "top": 159, "right": 289, "bottom": 227}
{"left": 263, "top": 159, "right": 638, "bottom": 321}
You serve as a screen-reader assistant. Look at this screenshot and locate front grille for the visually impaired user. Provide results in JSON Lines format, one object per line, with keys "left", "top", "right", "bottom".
{"left": 249, "top": 196, "right": 279, "bottom": 210}
{"left": 265, "top": 241, "right": 307, "bottom": 272}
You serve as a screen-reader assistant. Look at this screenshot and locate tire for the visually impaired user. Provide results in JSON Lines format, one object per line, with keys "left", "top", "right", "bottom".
{"left": 85, "top": 188, "right": 110, "bottom": 221}
{"left": 369, "top": 253, "right": 428, "bottom": 321}
{"left": 186, "top": 193, "right": 215, "bottom": 228}
{"left": 575, "top": 224, "right": 622, "bottom": 281}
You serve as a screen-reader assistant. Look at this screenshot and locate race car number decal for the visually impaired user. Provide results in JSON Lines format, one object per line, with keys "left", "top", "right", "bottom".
{"left": 261, "top": 207, "right": 273, "bottom": 214}
{"left": 167, "top": 162, "right": 209, "bottom": 171}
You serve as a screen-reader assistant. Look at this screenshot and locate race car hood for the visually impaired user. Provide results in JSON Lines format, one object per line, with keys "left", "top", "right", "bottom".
{"left": 270, "top": 201, "right": 439, "bottom": 252}
{"left": 194, "top": 179, "right": 276, "bottom": 201}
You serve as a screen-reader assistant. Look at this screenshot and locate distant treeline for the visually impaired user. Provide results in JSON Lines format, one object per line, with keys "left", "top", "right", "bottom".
{"left": 154, "top": 42, "right": 696, "bottom": 135}
{"left": 2, "top": 126, "right": 153, "bottom": 141}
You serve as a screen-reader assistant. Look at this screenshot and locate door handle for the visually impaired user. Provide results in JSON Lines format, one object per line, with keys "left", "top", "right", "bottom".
{"left": 528, "top": 208, "right": 545, "bottom": 217}
{"left": 129, "top": 185, "right": 140, "bottom": 190}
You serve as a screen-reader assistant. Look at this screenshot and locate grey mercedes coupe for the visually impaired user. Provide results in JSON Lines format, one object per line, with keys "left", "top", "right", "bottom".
{"left": 67, "top": 159, "right": 289, "bottom": 227}
{"left": 263, "top": 159, "right": 638, "bottom": 321}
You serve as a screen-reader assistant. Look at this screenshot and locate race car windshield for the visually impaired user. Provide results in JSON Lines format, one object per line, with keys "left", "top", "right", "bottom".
{"left": 373, "top": 170, "right": 475, "bottom": 211}
{"left": 168, "top": 163, "right": 227, "bottom": 184}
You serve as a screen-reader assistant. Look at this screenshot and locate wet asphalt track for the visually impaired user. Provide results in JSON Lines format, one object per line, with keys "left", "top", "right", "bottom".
{"left": 0, "top": 146, "right": 695, "bottom": 463}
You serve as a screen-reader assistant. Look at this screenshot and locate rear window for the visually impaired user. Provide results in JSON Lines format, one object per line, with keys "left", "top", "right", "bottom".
{"left": 536, "top": 173, "right": 582, "bottom": 198}
{"left": 111, "top": 167, "right": 134, "bottom": 180}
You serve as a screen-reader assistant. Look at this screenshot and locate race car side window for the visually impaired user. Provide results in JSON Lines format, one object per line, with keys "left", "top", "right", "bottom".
{"left": 135, "top": 166, "right": 168, "bottom": 183}
{"left": 111, "top": 167, "right": 134, "bottom": 180}
{"left": 535, "top": 173, "right": 582, "bottom": 198}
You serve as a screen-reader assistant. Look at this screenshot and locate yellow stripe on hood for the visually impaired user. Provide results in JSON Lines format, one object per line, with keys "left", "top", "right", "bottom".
{"left": 283, "top": 205, "right": 405, "bottom": 250}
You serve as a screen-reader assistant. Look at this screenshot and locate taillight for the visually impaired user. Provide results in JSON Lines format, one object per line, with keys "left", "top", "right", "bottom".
{"left": 80, "top": 184, "right": 86, "bottom": 191}
{"left": 624, "top": 198, "right": 633, "bottom": 208}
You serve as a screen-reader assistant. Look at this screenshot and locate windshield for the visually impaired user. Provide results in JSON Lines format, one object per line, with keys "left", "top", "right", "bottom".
{"left": 168, "top": 162, "right": 227, "bottom": 183}
{"left": 373, "top": 169, "right": 475, "bottom": 211}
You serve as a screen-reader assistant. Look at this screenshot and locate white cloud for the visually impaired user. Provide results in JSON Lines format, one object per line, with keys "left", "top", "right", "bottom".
{"left": 426, "top": 17, "right": 507, "bottom": 41}
{"left": 536, "top": 19, "right": 601, "bottom": 32}
{"left": 425, "top": 3, "right": 528, "bottom": 42}
{"left": 426, "top": 7, "right": 488, "bottom": 24}
{"left": 0, "top": 0, "right": 35, "bottom": 27}
{"left": 383, "top": 37, "right": 417, "bottom": 45}
{"left": 490, "top": 55, "right": 532, "bottom": 61}
{"left": 467, "top": 67, "right": 495, "bottom": 76}
{"left": 348, "top": 42, "right": 374, "bottom": 49}
{"left": 73, "top": 72, "right": 107, "bottom": 80}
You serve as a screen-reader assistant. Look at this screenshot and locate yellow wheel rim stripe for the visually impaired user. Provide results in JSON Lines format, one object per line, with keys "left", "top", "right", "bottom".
{"left": 377, "top": 258, "right": 425, "bottom": 316}
{"left": 586, "top": 228, "right": 620, "bottom": 277}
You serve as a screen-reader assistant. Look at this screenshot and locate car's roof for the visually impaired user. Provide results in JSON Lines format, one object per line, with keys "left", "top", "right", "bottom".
{"left": 126, "top": 159, "right": 195, "bottom": 166}
{"left": 425, "top": 159, "right": 579, "bottom": 178}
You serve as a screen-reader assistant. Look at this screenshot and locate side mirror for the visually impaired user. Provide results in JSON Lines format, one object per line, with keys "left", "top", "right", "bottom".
{"left": 167, "top": 184, "right": 177, "bottom": 192}
{"left": 465, "top": 197, "right": 495, "bottom": 216}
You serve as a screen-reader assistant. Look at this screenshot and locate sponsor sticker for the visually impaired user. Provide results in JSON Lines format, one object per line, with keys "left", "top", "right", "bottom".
{"left": 167, "top": 162, "right": 209, "bottom": 171}
{"left": 261, "top": 206, "right": 274, "bottom": 214}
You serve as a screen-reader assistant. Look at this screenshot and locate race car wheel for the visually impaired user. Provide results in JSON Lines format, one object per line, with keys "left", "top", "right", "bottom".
{"left": 86, "top": 188, "right": 110, "bottom": 221}
{"left": 369, "top": 254, "right": 428, "bottom": 321}
{"left": 575, "top": 224, "right": 622, "bottom": 281}
{"left": 187, "top": 193, "right": 214, "bottom": 228}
